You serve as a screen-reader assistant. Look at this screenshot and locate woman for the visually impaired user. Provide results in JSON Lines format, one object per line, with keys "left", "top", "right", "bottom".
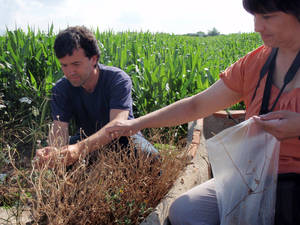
{"left": 107, "top": 0, "right": 300, "bottom": 224}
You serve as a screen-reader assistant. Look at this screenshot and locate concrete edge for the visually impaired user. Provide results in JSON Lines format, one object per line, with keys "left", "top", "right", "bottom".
{"left": 141, "top": 119, "right": 210, "bottom": 225}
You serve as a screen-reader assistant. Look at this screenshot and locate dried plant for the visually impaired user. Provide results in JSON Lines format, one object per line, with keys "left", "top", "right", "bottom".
{"left": 5, "top": 133, "right": 188, "bottom": 225}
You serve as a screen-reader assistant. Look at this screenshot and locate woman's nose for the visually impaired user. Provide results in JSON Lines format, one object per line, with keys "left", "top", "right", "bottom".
{"left": 254, "top": 15, "right": 265, "bottom": 33}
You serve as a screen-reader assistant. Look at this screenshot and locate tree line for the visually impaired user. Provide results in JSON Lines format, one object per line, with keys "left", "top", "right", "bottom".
{"left": 184, "top": 27, "right": 221, "bottom": 37}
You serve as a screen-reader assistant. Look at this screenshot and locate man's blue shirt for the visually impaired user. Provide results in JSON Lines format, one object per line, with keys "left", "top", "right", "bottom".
{"left": 51, "top": 63, "right": 134, "bottom": 137}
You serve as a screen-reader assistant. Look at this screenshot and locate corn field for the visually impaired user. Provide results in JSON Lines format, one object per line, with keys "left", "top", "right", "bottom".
{"left": 0, "top": 26, "right": 262, "bottom": 155}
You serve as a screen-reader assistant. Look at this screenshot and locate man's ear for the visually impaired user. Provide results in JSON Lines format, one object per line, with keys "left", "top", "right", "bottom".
{"left": 91, "top": 55, "right": 98, "bottom": 67}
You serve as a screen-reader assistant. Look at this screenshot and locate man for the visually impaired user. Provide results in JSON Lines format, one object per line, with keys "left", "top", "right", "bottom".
{"left": 36, "top": 26, "right": 157, "bottom": 167}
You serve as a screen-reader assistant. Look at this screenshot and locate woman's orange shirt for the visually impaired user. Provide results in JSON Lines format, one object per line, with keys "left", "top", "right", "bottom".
{"left": 220, "top": 45, "right": 300, "bottom": 174}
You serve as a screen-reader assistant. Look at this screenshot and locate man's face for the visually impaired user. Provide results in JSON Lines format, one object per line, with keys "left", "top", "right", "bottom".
{"left": 254, "top": 12, "right": 300, "bottom": 48}
{"left": 59, "top": 48, "right": 98, "bottom": 87}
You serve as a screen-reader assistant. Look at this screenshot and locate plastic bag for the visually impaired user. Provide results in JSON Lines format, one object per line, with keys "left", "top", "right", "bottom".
{"left": 206, "top": 117, "right": 280, "bottom": 225}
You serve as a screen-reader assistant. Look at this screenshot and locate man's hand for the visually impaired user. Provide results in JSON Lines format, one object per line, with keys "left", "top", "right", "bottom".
{"left": 35, "top": 144, "right": 81, "bottom": 169}
{"left": 106, "top": 119, "right": 140, "bottom": 139}
{"left": 253, "top": 111, "right": 300, "bottom": 141}
{"left": 35, "top": 146, "right": 58, "bottom": 168}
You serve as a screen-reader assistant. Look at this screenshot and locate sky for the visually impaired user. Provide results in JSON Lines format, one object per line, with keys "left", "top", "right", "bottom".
{"left": 0, "top": 0, "right": 255, "bottom": 35}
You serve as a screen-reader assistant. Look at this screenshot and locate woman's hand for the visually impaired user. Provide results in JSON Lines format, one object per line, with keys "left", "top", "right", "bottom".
{"left": 35, "top": 144, "right": 81, "bottom": 169}
{"left": 253, "top": 111, "right": 300, "bottom": 141}
{"left": 106, "top": 119, "right": 140, "bottom": 138}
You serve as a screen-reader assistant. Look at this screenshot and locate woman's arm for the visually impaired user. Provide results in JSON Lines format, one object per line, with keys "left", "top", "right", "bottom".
{"left": 107, "top": 79, "right": 242, "bottom": 136}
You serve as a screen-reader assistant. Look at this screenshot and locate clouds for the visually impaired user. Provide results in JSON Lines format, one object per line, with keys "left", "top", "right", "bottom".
{"left": 0, "top": 0, "right": 64, "bottom": 32}
{"left": 0, "top": 0, "right": 22, "bottom": 32}
{"left": 0, "top": 0, "right": 254, "bottom": 35}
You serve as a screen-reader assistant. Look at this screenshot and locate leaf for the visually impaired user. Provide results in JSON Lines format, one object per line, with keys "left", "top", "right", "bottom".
{"left": 29, "top": 71, "right": 38, "bottom": 90}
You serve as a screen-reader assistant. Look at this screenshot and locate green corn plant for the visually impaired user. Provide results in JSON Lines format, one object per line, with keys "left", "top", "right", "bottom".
{"left": 0, "top": 27, "right": 262, "bottom": 154}
{"left": 0, "top": 25, "right": 62, "bottom": 156}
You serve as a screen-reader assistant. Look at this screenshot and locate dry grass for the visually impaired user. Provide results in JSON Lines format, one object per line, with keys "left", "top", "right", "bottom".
{"left": 2, "top": 133, "right": 188, "bottom": 225}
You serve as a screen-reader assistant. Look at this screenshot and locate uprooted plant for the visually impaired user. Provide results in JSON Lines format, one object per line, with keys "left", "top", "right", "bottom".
{"left": 5, "top": 133, "right": 188, "bottom": 225}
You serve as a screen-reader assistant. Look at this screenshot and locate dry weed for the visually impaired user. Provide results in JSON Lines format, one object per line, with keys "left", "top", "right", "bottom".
{"left": 6, "top": 134, "right": 188, "bottom": 225}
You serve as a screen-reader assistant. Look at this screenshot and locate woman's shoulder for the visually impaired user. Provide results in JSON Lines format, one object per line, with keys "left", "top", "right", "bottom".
{"left": 243, "top": 45, "right": 272, "bottom": 63}
{"left": 219, "top": 45, "right": 272, "bottom": 97}
{"left": 224, "top": 45, "right": 272, "bottom": 75}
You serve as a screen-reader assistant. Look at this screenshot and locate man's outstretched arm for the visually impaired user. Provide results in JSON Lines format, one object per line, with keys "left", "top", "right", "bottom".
{"left": 35, "top": 109, "right": 129, "bottom": 167}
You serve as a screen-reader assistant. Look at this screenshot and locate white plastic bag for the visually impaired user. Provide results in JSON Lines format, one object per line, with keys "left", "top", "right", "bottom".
{"left": 206, "top": 117, "right": 280, "bottom": 225}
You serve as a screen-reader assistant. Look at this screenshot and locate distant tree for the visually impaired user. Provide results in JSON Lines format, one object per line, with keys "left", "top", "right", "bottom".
{"left": 185, "top": 33, "right": 198, "bottom": 37}
{"left": 207, "top": 27, "right": 220, "bottom": 36}
{"left": 183, "top": 28, "right": 221, "bottom": 37}
{"left": 196, "top": 31, "right": 206, "bottom": 37}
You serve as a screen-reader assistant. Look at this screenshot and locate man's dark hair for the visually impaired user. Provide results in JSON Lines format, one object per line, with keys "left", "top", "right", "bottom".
{"left": 243, "top": 0, "right": 300, "bottom": 22}
{"left": 54, "top": 26, "right": 100, "bottom": 61}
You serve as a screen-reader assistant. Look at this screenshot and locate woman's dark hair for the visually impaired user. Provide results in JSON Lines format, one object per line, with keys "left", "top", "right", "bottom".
{"left": 54, "top": 26, "right": 100, "bottom": 61}
{"left": 243, "top": 0, "right": 300, "bottom": 22}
